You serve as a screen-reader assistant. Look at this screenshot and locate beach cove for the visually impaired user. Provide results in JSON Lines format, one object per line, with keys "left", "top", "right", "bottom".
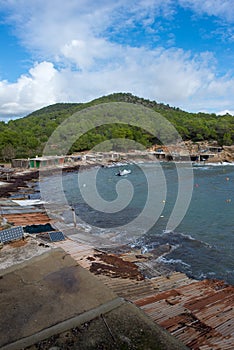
{"left": 0, "top": 159, "right": 234, "bottom": 349}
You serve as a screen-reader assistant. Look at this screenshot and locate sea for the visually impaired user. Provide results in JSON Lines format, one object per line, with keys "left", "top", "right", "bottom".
{"left": 40, "top": 161, "right": 234, "bottom": 285}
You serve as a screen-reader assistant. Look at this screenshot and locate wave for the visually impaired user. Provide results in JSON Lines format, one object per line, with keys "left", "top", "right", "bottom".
{"left": 198, "top": 271, "right": 216, "bottom": 280}
{"left": 193, "top": 166, "right": 210, "bottom": 170}
{"left": 106, "top": 162, "right": 133, "bottom": 168}
{"left": 194, "top": 162, "right": 234, "bottom": 167}
{"left": 157, "top": 256, "right": 191, "bottom": 268}
{"left": 161, "top": 230, "right": 213, "bottom": 248}
{"left": 161, "top": 230, "right": 196, "bottom": 243}
{"left": 162, "top": 229, "right": 173, "bottom": 234}
{"left": 162, "top": 230, "right": 196, "bottom": 241}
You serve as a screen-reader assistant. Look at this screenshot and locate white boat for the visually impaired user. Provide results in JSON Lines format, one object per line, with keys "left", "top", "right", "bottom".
{"left": 116, "top": 169, "right": 131, "bottom": 176}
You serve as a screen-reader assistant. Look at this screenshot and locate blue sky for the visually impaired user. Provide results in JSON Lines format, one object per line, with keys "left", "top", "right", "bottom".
{"left": 0, "top": 0, "right": 234, "bottom": 120}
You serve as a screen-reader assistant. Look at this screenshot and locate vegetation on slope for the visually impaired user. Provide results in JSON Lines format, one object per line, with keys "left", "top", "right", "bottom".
{"left": 0, "top": 93, "right": 233, "bottom": 160}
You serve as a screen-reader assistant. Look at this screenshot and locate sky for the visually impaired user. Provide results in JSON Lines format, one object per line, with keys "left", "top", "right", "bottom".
{"left": 0, "top": 0, "right": 234, "bottom": 120}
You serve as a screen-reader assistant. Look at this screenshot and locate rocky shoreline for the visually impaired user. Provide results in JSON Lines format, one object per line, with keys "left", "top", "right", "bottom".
{"left": 1, "top": 158, "right": 234, "bottom": 281}
{"left": 0, "top": 162, "right": 180, "bottom": 279}
{"left": 2, "top": 147, "right": 234, "bottom": 198}
{"left": 1, "top": 161, "right": 234, "bottom": 349}
{"left": 0, "top": 163, "right": 97, "bottom": 197}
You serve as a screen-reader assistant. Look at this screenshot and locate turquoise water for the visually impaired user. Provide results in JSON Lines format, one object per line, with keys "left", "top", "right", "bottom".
{"left": 43, "top": 162, "right": 234, "bottom": 284}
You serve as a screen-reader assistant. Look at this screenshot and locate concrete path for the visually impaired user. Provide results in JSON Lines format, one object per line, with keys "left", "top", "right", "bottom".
{"left": 0, "top": 247, "right": 188, "bottom": 350}
{"left": 0, "top": 248, "right": 118, "bottom": 349}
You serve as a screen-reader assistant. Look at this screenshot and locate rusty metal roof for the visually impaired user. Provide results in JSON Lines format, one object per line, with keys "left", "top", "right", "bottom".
{"left": 55, "top": 239, "right": 193, "bottom": 296}
{"left": 135, "top": 280, "right": 234, "bottom": 350}
{"left": 2, "top": 212, "right": 52, "bottom": 226}
{"left": 55, "top": 238, "right": 234, "bottom": 349}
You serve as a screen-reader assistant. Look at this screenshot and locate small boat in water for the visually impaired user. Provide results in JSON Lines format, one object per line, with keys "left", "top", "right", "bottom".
{"left": 116, "top": 169, "right": 131, "bottom": 176}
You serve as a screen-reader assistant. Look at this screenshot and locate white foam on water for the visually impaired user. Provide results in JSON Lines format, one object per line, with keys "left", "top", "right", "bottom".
{"left": 12, "top": 199, "right": 48, "bottom": 206}
{"left": 157, "top": 256, "right": 191, "bottom": 268}
{"left": 196, "top": 162, "right": 234, "bottom": 167}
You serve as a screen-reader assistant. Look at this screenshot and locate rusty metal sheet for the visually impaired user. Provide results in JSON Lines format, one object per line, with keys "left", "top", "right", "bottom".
{"left": 54, "top": 238, "right": 234, "bottom": 350}
{"left": 3, "top": 212, "right": 51, "bottom": 226}
{"left": 134, "top": 279, "right": 234, "bottom": 350}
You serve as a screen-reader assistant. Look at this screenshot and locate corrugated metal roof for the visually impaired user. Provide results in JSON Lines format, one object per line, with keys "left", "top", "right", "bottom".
{"left": 2, "top": 212, "right": 52, "bottom": 226}
{"left": 55, "top": 238, "right": 234, "bottom": 350}
{"left": 135, "top": 280, "right": 234, "bottom": 350}
{"left": 1, "top": 208, "right": 44, "bottom": 215}
{"left": 55, "top": 239, "right": 96, "bottom": 269}
{"left": 55, "top": 239, "right": 193, "bottom": 298}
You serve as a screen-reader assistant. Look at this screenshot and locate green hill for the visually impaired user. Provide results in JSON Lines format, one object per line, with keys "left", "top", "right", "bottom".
{"left": 0, "top": 93, "right": 233, "bottom": 160}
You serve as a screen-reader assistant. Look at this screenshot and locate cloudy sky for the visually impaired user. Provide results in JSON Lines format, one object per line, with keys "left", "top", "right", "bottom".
{"left": 0, "top": 0, "right": 234, "bottom": 120}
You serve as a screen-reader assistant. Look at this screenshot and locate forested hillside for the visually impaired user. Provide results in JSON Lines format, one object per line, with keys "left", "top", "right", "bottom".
{"left": 0, "top": 93, "right": 233, "bottom": 160}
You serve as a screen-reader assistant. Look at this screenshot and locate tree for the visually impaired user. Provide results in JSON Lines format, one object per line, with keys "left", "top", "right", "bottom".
{"left": 223, "top": 133, "right": 233, "bottom": 146}
{"left": 1, "top": 145, "right": 16, "bottom": 162}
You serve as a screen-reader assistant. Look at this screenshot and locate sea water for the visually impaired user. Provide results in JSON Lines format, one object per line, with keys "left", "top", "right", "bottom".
{"left": 42, "top": 162, "right": 234, "bottom": 285}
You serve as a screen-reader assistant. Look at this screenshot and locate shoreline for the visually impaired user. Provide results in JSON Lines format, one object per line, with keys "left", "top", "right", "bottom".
{"left": 1, "top": 159, "right": 233, "bottom": 286}
{"left": 1, "top": 162, "right": 234, "bottom": 349}
{"left": 0, "top": 161, "right": 183, "bottom": 280}
{"left": 1, "top": 155, "right": 234, "bottom": 198}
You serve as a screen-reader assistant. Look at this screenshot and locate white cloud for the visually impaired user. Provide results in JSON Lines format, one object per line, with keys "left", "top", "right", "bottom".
{"left": 0, "top": 1, "right": 175, "bottom": 58}
{"left": 0, "top": 62, "right": 63, "bottom": 117}
{"left": 0, "top": 0, "right": 233, "bottom": 119}
{"left": 1, "top": 45, "right": 234, "bottom": 119}
{"left": 178, "top": 0, "right": 234, "bottom": 22}
{"left": 217, "top": 110, "right": 234, "bottom": 116}
{"left": 61, "top": 37, "right": 120, "bottom": 70}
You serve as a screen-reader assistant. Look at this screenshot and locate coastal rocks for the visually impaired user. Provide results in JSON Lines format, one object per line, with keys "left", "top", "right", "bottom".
{"left": 222, "top": 145, "right": 234, "bottom": 162}
{"left": 208, "top": 148, "right": 234, "bottom": 163}
{"left": 0, "top": 170, "right": 39, "bottom": 197}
